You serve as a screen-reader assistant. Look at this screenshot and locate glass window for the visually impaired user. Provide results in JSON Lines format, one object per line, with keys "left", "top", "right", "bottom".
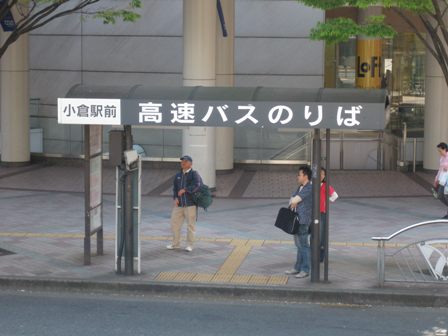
{"left": 325, "top": 33, "right": 426, "bottom": 136}
{"left": 384, "top": 33, "right": 425, "bottom": 136}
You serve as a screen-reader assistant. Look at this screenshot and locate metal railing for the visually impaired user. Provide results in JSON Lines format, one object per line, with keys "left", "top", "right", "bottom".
{"left": 372, "top": 220, "right": 448, "bottom": 287}
{"left": 269, "top": 132, "right": 310, "bottom": 160}
{"left": 396, "top": 121, "right": 424, "bottom": 172}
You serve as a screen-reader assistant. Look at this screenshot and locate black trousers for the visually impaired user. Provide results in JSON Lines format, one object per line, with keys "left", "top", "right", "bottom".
{"left": 437, "top": 185, "right": 448, "bottom": 207}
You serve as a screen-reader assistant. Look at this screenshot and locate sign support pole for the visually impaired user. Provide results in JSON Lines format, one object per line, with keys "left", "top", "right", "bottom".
{"left": 83, "top": 124, "right": 104, "bottom": 265}
{"left": 311, "top": 128, "right": 321, "bottom": 282}
{"left": 124, "top": 125, "right": 134, "bottom": 275}
{"left": 324, "top": 128, "right": 330, "bottom": 281}
{"left": 84, "top": 125, "right": 91, "bottom": 266}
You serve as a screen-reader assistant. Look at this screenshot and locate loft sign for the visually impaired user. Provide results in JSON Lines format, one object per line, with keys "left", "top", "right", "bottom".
{"left": 357, "top": 56, "right": 382, "bottom": 79}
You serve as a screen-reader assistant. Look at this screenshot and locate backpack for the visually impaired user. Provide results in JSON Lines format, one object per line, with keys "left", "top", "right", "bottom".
{"left": 190, "top": 170, "right": 213, "bottom": 210}
{"left": 192, "top": 184, "right": 213, "bottom": 210}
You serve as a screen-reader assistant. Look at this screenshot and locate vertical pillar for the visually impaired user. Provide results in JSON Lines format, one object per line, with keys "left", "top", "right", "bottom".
{"left": 423, "top": 36, "right": 448, "bottom": 169}
{"left": 183, "top": 0, "right": 217, "bottom": 187}
{"left": 311, "top": 129, "right": 321, "bottom": 283}
{"left": 0, "top": 30, "right": 30, "bottom": 165}
{"left": 324, "top": 129, "right": 330, "bottom": 281}
{"left": 124, "top": 125, "right": 134, "bottom": 275}
{"left": 215, "top": 0, "right": 235, "bottom": 172}
{"left": 356, "top": 7, "right": 383, "bottom": 89}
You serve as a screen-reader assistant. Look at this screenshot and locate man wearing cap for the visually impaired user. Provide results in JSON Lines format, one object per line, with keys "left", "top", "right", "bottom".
{"left": 167, "top": 155, "right": 202, "bottom": 252}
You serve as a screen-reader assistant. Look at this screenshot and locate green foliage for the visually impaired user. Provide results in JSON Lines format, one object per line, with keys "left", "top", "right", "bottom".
{"left": 381, "top": 0, "right": 434, "bottom": 13}
{"left": 298, "top": 0, "right": 434, "bottom": 13}
{"left": 298, "top": 0, "right": 433, "bottom": 44}
{"left": 310, "top": 16, "right": 395, "bottom": 44}
{"left": 94, "top": 10, "right": 141, "bottom": 24}
{"left": 0, "top": 0, "right": 143, "bottom": 58}
{"left": 310, "top": 18, "right": 360, "bottom": 43}
{"left": 299, "top": 0, "right": 380, "bottom": 10}
{"left": 94, "top": 0, "right": 142, "bottom": 24}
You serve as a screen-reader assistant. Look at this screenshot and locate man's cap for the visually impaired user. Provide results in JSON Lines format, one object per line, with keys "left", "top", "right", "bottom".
{"left": 180, "top": 155, "right": 193, "bottom": 162}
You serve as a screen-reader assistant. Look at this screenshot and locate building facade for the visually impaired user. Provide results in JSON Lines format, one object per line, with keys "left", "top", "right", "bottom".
{"left": 26, "top": 0, "right": 323, "bottom": 168}
{"left": 1, "top": 0, "right": 441, "bottom": 173}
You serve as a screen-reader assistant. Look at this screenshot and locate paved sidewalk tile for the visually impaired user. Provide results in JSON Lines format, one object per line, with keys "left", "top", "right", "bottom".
{"left": 0, "top": 166, "right": 447, "bottom": 294}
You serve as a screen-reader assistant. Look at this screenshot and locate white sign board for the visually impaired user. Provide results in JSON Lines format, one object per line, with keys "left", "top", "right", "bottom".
{"left": 58, "top": 98, "right": 121, "bottom": 125}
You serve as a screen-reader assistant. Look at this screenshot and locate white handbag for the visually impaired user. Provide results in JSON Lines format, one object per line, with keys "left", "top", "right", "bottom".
{"left": 329, "top": 191, "right": 338, "bottom": 202}
{"left": 439, "top": 171, "right": 448, "bottom": 186}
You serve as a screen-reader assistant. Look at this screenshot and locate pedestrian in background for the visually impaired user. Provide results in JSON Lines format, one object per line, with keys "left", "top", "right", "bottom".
{"left": 166, "top": 155, "right": 202, "bottom": 252}
{"left": 319, "top": 167, "right": 338, "bottom": 262}
{"left": 434, "top": 143, "right": 448, "bottom": 219}
{"left": 285, "top": 166, "right": 313, "bottom": 279}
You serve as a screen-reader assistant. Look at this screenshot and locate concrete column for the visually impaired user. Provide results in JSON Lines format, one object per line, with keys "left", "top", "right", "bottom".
{"left": 183, "top": 0, "right": 217, "bottom": 187}
{"left": 215, "top": 0, "right": 234, "bottom": 172}
{"left": 423, "top": 37, "right": 448, "bottom": 170}
{"left": 0, "top": 30, "right": 30, "bottom": 165}
{"left": 356, "top": 7, "right": 383, "bottom": 89}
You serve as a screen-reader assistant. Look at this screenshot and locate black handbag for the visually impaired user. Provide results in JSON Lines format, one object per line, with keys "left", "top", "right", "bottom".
{"left": 274, "top": 207, "right": 299, "bottom": 235}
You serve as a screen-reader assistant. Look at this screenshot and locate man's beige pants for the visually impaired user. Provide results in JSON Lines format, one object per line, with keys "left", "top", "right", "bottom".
{"left": 170, "top": 205, "right": 197, "bottom": 247}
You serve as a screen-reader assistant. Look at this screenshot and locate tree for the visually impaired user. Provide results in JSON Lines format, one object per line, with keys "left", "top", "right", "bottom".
{"left": 0, "top": 0, "right": 141, "bottom": 58}
{"left": 297, "top": 0, "right": 448, "bottom": 87}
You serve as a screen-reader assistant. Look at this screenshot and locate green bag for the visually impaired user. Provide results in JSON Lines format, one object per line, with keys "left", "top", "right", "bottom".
{"left": 192, "top": 184, "right": 213, "bottom": 210}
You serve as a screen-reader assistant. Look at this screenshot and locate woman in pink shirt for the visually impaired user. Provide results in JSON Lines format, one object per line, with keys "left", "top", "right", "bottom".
{"left": 434, "top": 142, "right": 448, "bottom": 218}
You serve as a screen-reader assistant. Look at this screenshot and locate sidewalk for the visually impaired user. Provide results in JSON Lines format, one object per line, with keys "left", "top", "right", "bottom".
{"left": 0, "top": 163, "right": 447, "bottom": 306}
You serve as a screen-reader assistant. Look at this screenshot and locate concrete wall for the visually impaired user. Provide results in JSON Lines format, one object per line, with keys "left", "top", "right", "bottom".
{"left": 29, "top": 0, "right": 324, "bottom": 156}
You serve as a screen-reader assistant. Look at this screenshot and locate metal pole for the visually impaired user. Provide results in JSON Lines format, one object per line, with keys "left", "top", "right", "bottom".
{"left": 378, "top": 240, "right": 385, "bottom": 287}
{"left": 308, "top": 130, "right": 313, "bottom": 164}
{"left": 124, "top": 125, "right": 134, "bottom": 275}
{"left": 97, "top": 125, "right": 104, "bottom": 256}
{"left": 339, "top": 131, "right": 344, "bottom": 170}
{"left": 83, "top": 125, "right": 91, "bottom": 266}
{"left": 116, "top": 170, "right": 125, "bottom": 274}
{"left": 381, "top": 131, "right": 385, "bottom": 171}
{"left": 412, "top": 138, "right": 417, "bottom": 173}
{"left": 377, "top": 131, "right": 382, "bottom": 170}
{"left": 311, "top": 128, "right": 321, "bottom": 282}
{"left": 402, "top": 122, "right": 407, "bottom": 164}
{"left": 324, "top": 129, "right": 330, "bottom": 281}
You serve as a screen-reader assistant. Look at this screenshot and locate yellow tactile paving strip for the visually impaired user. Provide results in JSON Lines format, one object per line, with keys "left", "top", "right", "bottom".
{"left": 217, "top": 244, "right": 252, "bottom": 275}
{"left": 2, "top": 231, "right": 427, "bottom": 286}
{"left": 191, "top": 273, "right": 214, "bottom": 283}
{"left": 229, "top": 274, "right": 252, "bottom": 284}
{"left": 267, "top": 275, "right": 289, "bottom": 286}
{"left": 154, "top": 272, "right": 288, "bottom": 286}
{"left": 0, "top": 231, "right": 391, "bottom": 248}
{"left": 153, "top": 239, "right": 285, "bottom": 286}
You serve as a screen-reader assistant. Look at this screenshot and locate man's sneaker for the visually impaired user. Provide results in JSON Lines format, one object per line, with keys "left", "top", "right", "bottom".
{"left": 166, "top": 244, "right": 179, "bottom": 250}
{"left": 284, "top": 269, "right": 299, "bottom": 275}
{"left": 185, "top": 246, "right": 193, "bottom": 252}
{"left": 295, "top": 271, "right": 309, "bottom": 278}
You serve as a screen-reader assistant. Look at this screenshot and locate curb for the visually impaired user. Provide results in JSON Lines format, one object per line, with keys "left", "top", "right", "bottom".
{"left": 1, "top": 276, "right": 447, "bottom": 308}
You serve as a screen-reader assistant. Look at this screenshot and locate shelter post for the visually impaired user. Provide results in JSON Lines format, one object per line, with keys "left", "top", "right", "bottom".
{"left": 124, "top": 125, "right": 134, "bottom": 275}
{"left": 311, "top": 128, "right": 321, "bottom": 282}
{"left": 324, "top": 128, "right": 330, "bottom": 281}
